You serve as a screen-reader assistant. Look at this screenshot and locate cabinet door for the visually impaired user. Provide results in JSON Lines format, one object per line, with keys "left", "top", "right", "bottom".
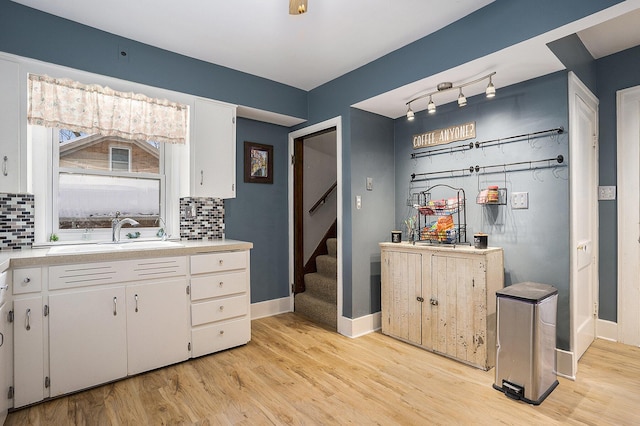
{"left": 0, "top": 58, "right": 21, "bottom": 193}
{"left": 49, "top": 287, "right": 127, "bottom": 397}
{"left": 381, "top": 250, "right": 422, "bottom": 345}
{"left": 427, "top": 254, "right": 479, "bottom": 363}
{"left": 13, "top": 296, "right": 45, "bottom": 408}
{"left": 0, "top": 303, "right": 12, "bottom": 416}
{"left": 126, "top": 278, "right": 190, "bottom": 375}
{"left": 192, "top": 98, "right": 236, "bottom": 198}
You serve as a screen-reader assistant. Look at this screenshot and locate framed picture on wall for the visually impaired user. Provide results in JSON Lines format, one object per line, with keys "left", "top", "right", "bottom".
{"left": 244, "top": 141, "right": 273, "bottom": 184}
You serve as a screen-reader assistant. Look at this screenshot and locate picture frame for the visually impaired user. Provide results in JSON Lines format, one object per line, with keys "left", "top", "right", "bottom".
{"left": 244, "top": 141, "right": 273, "bottom": 184}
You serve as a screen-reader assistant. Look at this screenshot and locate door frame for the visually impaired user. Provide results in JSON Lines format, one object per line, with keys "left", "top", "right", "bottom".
{"left": 288, "top": 116, "right": 344, "bottom": 334}
{"left": 616, "top": 84, "right": 640, "bottom": 346}
{"left": 568, "top": 72, "right": 599, "bottom": 378}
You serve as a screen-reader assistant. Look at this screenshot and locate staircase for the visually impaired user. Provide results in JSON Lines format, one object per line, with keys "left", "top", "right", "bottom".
{"left": 294, "top": 237, "right": 337, "bottom": 330}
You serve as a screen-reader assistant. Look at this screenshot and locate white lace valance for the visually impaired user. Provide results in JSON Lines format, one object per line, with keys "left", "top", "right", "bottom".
{"left": 28, "top": 74, "right": 188, "bottom": 144}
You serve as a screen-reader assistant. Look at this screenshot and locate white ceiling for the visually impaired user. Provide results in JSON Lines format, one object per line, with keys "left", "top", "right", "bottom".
{"left": 11, "top": 0, "right": 640, "bottom": 124}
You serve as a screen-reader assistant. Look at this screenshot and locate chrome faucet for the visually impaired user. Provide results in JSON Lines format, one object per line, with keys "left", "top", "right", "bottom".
{"left": 111, "top": 211, "right": 139, "bottom": 242}
{"left": 155, "top": 216, "right": 170, "bottom": 241}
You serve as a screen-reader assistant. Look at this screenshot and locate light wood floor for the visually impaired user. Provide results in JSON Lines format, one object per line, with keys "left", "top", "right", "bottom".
{"left": 6, "top": 313, "right": 640, "bottom": 425}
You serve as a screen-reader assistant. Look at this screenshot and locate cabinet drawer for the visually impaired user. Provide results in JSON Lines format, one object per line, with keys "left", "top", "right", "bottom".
{"left": 191, "top": 294, "right": 248, "bottom": 326}
{"left": 12, "top": 267, "right": 42, "bottom": 294}
{"left": 191, "top": 271, "right": 247, "bottom": 301}
{"left": 191, "top": 251, "right": 247, "bottom": 274}
{"left": 191, "top": 317, "right": 250, "bottom": 358}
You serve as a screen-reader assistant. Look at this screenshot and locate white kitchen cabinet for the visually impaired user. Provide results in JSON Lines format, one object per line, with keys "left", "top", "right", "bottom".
{"left": 192, "top": 98, "right": 236, "bottom": 198}
{"left": 49, "top": 287, "right": 128, "bottom": 397}
{"left": 0, "top": 58, "right": 21, "bottom": 194}
{"left": 190, "top": 250, "right": 251, "bottom": 358}
{"left": 12, "top": 296, "right": 46, "bottom": 407}
{"left": 126, "top": 278, "right": 190, "bottom": 375}
{"left": 380, "top": 243, "right": 503, "bottom": 370}
{"left": 0, "top": 301, "right": 12, "bottom": 420}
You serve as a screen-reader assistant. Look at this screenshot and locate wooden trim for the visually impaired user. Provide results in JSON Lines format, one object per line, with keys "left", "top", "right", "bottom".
{"left": 293, "top": 137, "right": 304, "bottom": 293}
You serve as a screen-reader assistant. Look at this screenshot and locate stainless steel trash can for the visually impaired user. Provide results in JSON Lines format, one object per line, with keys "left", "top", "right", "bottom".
{"left": 493, "top": 282, "right": 559, "bottom": 405}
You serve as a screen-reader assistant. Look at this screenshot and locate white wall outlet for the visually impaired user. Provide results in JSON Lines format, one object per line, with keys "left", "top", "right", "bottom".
{"left": 356, "top": 195, "right": 362, "bottom": 209}
{"left": 511, "top": 192, "right": 529, "bottom": 209}
{"left": 366, "top": 177, "right": 373, "bottom": 191}
{"left": 598, "top": 186, "right": 616, "bottom": 200}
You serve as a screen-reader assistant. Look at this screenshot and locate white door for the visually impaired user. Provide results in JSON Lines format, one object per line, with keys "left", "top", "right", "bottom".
{"left": 617, "top": 85, "right": 640, "bottom": 346}
{"left": 12, "top": 296, "right": 45, "bottom": 408}
{"left": 569, "top": 73, "right": 599, "bottom": 369}
{"left": 49, "top": 287, "right": 128, "bottom": 397}
{"left": 126, "top": 278, "right": 190, "bottom": 375}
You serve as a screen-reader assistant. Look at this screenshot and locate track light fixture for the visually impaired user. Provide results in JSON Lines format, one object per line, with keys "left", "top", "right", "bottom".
{"left": 289, "top": 0, "right": 308, "bottom": 14}
{"left": 405, "top": 72, "right": 496, "bottom": 119}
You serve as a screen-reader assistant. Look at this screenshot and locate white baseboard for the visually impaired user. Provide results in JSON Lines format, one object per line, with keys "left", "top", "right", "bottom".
{"left": 597, "top": 319, "right": 618, "bottom": 342}
{"left": 251, "top": 297, "right": 292, "bottom": 320}
{"left": 556, "top": 348, "right": 576, "bottom": 380}
{"left": 338, "top": 311, "right": 381, "bottom": 338}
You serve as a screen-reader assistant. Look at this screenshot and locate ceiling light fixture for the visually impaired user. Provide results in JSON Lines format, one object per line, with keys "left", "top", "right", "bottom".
{"left": 406, "top": 104, "right": 415, "bottom": 120}
{"left": 405, "top": 72, "right": 496, "bottom": 119}
{"left": 289, "top": 0, "right": 308, "bottom": 14}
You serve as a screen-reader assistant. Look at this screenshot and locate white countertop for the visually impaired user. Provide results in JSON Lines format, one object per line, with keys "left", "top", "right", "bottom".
{"left": 0, "top": 239, "right": 253, "bottom": 269}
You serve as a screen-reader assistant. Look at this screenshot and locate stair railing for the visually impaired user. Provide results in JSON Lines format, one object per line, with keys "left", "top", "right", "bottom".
{"left": 309, "top": 181, "right": 337, "bottom": 214}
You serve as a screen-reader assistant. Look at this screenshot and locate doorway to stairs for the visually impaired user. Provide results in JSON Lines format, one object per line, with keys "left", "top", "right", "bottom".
{"left": 288, "top": 117, "right": 342, "bottom": 332}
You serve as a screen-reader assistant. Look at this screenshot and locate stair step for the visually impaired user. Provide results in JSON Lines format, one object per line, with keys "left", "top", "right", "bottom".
{"left": 315, "top": 254, "right": 337, "bottom": 278}
{"left": 326, "top": 238, "right": 337, "bottom": 257}
{"left": 303, "top": 272, "right": 337, "bottom": 303}
{"left": 294, "top": 292, "right": 337, "bottom": 330}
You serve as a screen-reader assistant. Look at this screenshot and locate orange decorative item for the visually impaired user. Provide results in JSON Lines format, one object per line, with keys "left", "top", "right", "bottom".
{"left": 487, "top": 186, "right": 499, "bottom": 203}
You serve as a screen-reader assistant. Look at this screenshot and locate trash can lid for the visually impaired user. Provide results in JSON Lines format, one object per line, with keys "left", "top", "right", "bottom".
{"left": 496, "top": 282, "right": 558, "bottom": 303}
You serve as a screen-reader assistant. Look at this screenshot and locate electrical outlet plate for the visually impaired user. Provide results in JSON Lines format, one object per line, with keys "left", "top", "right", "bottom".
{"left": 511, "top": 192, "right": 529, "bottom": 209}
{"left": 598, "top": 186, "right": 616, "bottom": 200}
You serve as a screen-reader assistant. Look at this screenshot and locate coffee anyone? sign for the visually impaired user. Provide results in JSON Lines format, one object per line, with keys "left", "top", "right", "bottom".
{"left": 412, "top": 122, "right": 476, "bottom": 149}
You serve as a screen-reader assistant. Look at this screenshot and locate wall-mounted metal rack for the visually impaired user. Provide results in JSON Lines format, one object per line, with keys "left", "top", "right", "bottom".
{"left": 410, "top": 127, "right": 564, "bottom": 159}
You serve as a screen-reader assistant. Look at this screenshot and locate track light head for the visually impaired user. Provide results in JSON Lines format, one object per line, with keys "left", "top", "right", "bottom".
{"left": 427, "top": 96, "right": 436, "bottom": 114}
{"left": 486, "top": 75, "right": 496, "bottom": 98}
{"left": 406, "top": 105, "right": 415, "bottom": 120}
{"left": 457, "top": 88, "right": 467, "bottom": 107}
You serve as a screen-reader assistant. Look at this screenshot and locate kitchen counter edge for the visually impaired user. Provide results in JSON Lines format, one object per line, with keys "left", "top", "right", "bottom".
{"left": 0, "top": 239, "right": 253, "bottom": 269}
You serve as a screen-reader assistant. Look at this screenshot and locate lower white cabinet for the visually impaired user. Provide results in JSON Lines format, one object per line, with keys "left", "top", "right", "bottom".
{"left": 126, "top": 278, "right": 190, "bottom": 375}
{"left": 49, "top": 287, "right": 128, "bottom": 397}
{"left": 12, "top": 296, "right": 45, "bottom": 407}
{"left": 0, "top": 302, "right": 12, "bottom": 420}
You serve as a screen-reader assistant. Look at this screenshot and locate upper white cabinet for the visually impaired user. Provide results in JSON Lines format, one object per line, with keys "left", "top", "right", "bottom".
{"left": 0, "top": 58, "right": 21, "bottom": 194}
{"left": 192, "top": 98, "right": 236, "bottom": 199}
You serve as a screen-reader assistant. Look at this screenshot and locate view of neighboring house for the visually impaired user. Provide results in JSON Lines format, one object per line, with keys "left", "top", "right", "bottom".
{"left": 58, "top": 133, "right": 161, "bottom": 229}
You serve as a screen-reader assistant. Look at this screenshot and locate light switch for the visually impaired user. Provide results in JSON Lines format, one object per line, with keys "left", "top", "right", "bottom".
{"left": 366, "top": 177, "right": 373, "bottom": 191}
{"left": 356, "top": 195, "right": 362, "bottom": 209}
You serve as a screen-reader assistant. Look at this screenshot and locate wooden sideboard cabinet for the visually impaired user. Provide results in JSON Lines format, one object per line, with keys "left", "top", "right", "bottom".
{"left": 380, "top": 243, "right": 504, "bottom": 370}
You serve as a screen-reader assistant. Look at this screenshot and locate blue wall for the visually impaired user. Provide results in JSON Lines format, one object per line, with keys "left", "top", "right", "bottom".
{"left": 393, "top": 72, "right": 571, "bottom": 349}
{"left": 225, "top": 118, "right": 291, "bottom": 303}
{"left": 595, "top": 45, "right": 640, "bottom": 322}
{"left": 348, "top": 108, "right": 395, "bottom": 318}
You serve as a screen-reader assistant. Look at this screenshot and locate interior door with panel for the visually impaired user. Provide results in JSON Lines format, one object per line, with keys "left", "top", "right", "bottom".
{"left": 49, "top": 287, "right": 127, "bottom": 397}
{"left": 569, "top": 73, "right": 599, "bottom": 366}
{"left": 126, "top": 278, "right": 190, "bottom": 375}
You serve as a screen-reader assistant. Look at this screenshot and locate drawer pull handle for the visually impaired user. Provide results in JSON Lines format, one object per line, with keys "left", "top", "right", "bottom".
{"left": 430, "top": 298, "right": 439, "bottom": 306}
{"left": 26, "top": 308, "right": 31, "bottom": 331}
{"left": 219, "top": 259, "right": 224, "bottom": 266}
{"left": 200, "top": 170, "right": 204, "bottom": 186}
{"left": 0, "top": 331, "right": 3, "bottom": 347}
{"left": 0, "top": 284, "right": 8, "bottom": 291}
{"left": 219, "top": 306, "right": 224, "bottom": 311}
{"left": 134, "top": 294, "right": 139, "bottom": 312}
{"left": 113, "top": 297, "right": 118, "bottom": 316}
{"left": 219, "top": 330, "right": 225, "bottom": 335}
{"left": 2, "top": 156, "right": 7, "bottom": 176}
{"left": 23, "top": 277, "right": 31, "bottom": 284}
{"left": 219, "top": 281, "right": 224, "bottom": 287}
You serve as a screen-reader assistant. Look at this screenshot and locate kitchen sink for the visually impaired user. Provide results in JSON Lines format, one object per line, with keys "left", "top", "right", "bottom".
{"left": 47, "top": 240, "right": 184, "bottom": 255}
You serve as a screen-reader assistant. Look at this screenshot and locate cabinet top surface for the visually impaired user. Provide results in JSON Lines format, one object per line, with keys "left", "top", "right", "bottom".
{"left": 1, "top": 239, "right": 253, "bottom": 268}
{"left": 379, "top": 241, "right": 503, "bottom": 254}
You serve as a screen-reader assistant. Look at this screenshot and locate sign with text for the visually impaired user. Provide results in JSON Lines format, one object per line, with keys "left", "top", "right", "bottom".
{"left": 412, "top": 121, "right": 476, "bottom": 149}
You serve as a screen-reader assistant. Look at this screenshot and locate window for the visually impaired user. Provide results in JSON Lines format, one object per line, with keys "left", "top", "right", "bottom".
{"left": 110, "top": 147, "right": 131, "bottom": 171}
{"left": 55, "top": 130, "right": 162, "bottom": 231}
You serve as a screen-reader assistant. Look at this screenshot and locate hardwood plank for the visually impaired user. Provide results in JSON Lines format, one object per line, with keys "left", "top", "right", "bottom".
{"left": 6, "top": 313, "right": 640, "bottom": 425}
